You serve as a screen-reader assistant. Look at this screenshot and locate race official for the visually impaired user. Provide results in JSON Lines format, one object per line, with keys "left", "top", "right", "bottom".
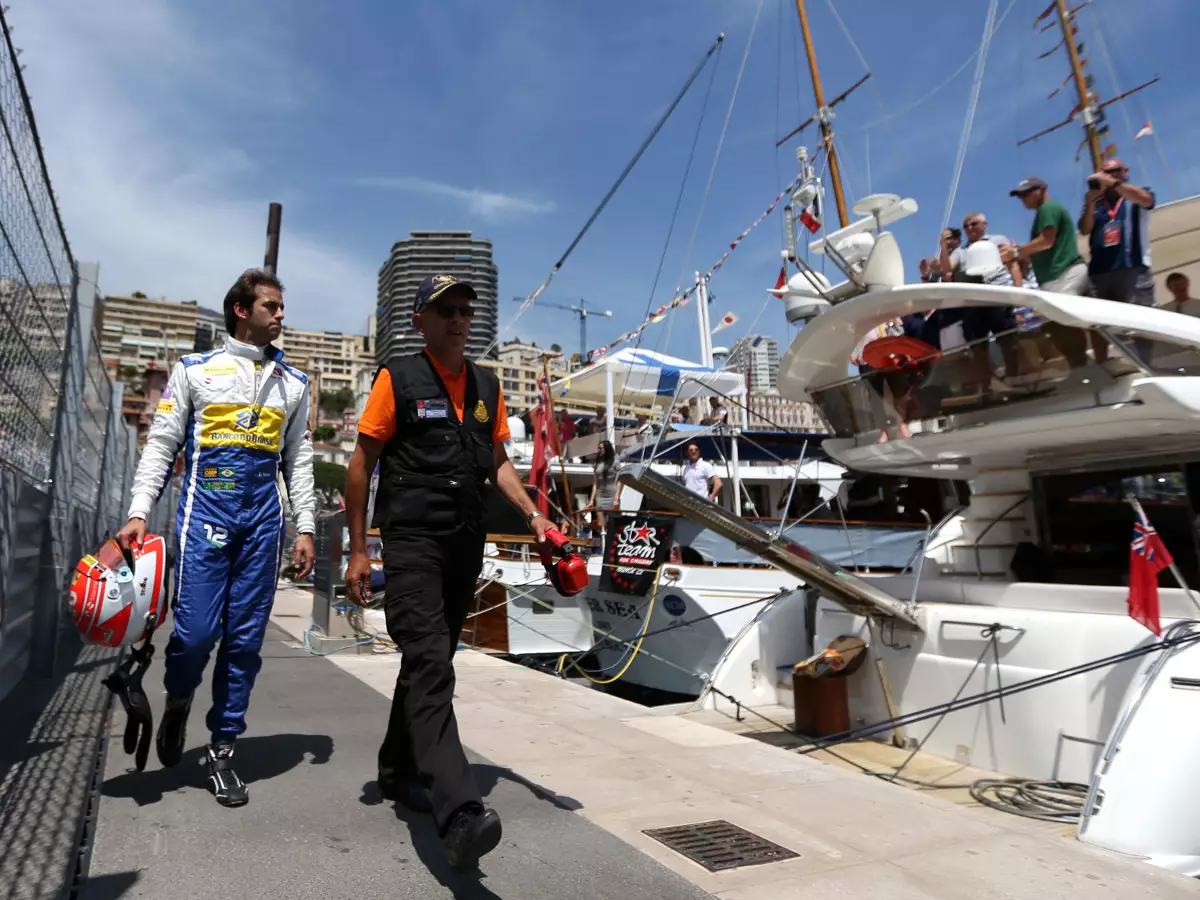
{"left": 343, "top": 273, "right": 552, "bottom": 871}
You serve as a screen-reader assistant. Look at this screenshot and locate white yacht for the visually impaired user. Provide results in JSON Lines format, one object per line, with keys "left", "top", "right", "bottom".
{"left": 471, "top": 319, "right": 862, "bottom": 674}
{"left": 619, "top": 183, "right": 1200, "bottom": 875}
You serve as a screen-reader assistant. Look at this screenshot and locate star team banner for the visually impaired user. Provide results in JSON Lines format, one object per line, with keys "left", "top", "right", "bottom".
{"left": 599, "top": 514, "right": 677, "bottom": 596}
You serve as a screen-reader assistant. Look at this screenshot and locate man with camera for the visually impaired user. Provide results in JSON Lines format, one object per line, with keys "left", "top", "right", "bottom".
{"left": 1079, "top": 158, "right": 1156, "bottom": 308}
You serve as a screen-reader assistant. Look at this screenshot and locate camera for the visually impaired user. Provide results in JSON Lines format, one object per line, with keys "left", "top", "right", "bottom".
{"left": 1087, "top": 176, "right": 1101, "bottom": 189}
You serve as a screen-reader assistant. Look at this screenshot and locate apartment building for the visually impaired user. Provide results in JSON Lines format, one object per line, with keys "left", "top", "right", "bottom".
{"left": 724, "top": 335, "right": 780, "bottom": 392}
{"left": 475, "top": 340, "right": 567, "bottom": 413}
{"left": 95, "top": 293, "right": 200, "bottom": 379}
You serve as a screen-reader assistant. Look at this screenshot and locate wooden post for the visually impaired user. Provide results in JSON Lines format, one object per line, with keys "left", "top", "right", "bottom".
{"left": 544, "top": 357, "right": 574, "bottom": 527}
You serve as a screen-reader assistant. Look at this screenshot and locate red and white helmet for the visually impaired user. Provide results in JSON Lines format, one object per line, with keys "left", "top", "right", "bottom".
{"left": 68, "top": 535, "right": 167, "bottom": 647}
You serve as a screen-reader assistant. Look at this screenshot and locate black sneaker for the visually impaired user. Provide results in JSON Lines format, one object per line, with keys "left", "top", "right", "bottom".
{"left": 205, "top": 742, "right": 249, "bottom": 808}
{"left": 443, "top": 806, "right": 502, "bottom": 871}
{"left": 378, "top": 774, "right": 433, "bottom": 813}
{"left": 155, "top": 693, "right": 192, "bottom": 768}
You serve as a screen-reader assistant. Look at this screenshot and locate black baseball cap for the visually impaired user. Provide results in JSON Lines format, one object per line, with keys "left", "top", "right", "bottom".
{"left": 1009, "top": 177, "right": 1047, "bottom": 196}
{"left": 414, "top": 274, "right": 477, "bottom": 313}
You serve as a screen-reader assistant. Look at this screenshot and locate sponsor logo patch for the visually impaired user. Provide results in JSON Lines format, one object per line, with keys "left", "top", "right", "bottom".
{"left": 200, "top": 404, "right": 285, "bottom": 451}
{"left": 156, "top": 401, "right": 174, "bottom": 415}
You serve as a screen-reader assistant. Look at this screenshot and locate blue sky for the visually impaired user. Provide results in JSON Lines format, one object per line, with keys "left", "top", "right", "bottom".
{"left": 16, "top": 0, "right": 1199, "bottom": 363}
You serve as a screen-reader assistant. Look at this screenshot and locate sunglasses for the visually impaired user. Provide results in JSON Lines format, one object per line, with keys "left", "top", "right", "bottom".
{"left": 429, "top": 303, "right": 475, "bottom": 319}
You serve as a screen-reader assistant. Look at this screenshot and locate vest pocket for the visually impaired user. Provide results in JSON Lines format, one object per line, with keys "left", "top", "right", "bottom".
{"left": 392, "top": 473, "right": 460, "bottom": 528}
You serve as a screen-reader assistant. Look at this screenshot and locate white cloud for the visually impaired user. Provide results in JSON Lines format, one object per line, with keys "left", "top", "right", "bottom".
{"left": 353, "top": 176, "right": 556, "bottom": 221}
{"left": 10, "top": 0, "right": 377, "bottom": 333}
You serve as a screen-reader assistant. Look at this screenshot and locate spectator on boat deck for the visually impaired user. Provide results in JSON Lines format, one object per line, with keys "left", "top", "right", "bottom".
{"left": 937, "top": 227, "right": 962, "bottom": 270}
{"left": 588, "top": 440, "right": 621, "bottom": 536}
{"left": 1165, "top": 272, "right": 1200, "bottom": 317}
{"left": 939, "top": 214, "right": 1021, "bottom": 287}
{"left": 557, "top": 409, "right": 577, "bottom": 445}
{"left": 1079, "top": 159, "right": 1156, "bottom": 309}
{"left": 701, "top": 397, "right": 729, "bottom": 427}
{"left": 1004, "top": 177, "right": 1090, "bottom": 365}
{"left": 1004, "top": 178, "right": 1088, "bottom": 294}
{"left": 681, "top": 442, "right": 722, "bottom": 502}
{"left": 936, "top": 214, "right": 1022, "bottom": 386}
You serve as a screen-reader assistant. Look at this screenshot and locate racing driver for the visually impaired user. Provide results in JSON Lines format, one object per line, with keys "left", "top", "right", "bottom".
{"left": 116, "top": 268, "right": 316, "bottom": 807}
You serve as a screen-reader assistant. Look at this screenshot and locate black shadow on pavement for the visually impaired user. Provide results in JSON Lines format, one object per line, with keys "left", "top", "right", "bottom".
{"left": 101, "top": 732, "right": 334, "bottom": 806}
{"left": 473, "top": 763, "right": 583, "bottom": 812}
{"left": 356, "top": 763, "right": 582, "bottom": 814}
{"left": 78, "top": 870, "right": 142, "bottom": 900}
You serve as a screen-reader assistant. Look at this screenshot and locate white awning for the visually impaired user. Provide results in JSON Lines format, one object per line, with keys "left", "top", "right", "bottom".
{"left": 551, "top": 347, "right": 747, "bottom": 405}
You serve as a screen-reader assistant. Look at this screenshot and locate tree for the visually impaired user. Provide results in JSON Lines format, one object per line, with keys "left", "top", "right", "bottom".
{"left": 319, "top": 387, "right": 355, "bottom": 417}
{"left": 551, "top": 343, "right": 562, "bottom": 353}
{"left": 313, "top": 460, "right": 347, "bottom": 509}
{"left": 131, "top": 290, "right": 147, "bottom": 298}
{"left": 313, "top": 424, "right": 336, "bottom": 442}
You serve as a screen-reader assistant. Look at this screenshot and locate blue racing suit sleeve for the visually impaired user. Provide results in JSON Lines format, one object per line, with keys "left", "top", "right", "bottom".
{"left": 281, "top": 379, "right": 316, "bottom": 535}
{"left": 128, "top": 361, "right": 191, "bottom": 521}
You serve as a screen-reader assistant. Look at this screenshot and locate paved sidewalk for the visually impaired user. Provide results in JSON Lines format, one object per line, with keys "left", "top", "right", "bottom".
{"left": 80, "top": 613, "right": 716, "bottom": 899}
{"left": 69, "top": 585, "right": 1200, "bottom": 899}
{"left": 274, "top": 587, "right": 1200, "bottom": 900}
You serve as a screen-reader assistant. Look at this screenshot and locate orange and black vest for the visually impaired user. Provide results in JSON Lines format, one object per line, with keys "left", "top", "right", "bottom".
{"left": 373, "top": 352, "right": 499, "bottom": 537}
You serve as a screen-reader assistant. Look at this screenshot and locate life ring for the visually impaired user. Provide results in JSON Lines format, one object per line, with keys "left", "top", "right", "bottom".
{"left": 862, "top": 335, "right": 940, "bottom": 370}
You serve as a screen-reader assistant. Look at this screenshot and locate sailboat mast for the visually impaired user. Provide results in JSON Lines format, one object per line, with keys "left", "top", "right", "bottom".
{"left": 1056, "top": 0, "right": 1103, "bottom": 171}
{"left": 793, "top": 0, "right": 849, "bottom": 229}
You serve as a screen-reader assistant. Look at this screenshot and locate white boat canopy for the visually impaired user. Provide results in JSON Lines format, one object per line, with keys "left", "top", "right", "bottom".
{"left": 551, "top": 347, "right": 747, "bottom": 447}
{"left": 778, "top": 282, "right": 1200, "bottom": 401}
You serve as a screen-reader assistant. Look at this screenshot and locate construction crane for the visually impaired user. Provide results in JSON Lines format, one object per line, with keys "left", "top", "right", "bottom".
{"left": 511, "top": 296, "right": 612, "bottom": 360}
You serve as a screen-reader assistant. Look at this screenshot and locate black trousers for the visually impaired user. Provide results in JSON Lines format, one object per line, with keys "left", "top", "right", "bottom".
{"left": 378, "top": 531, "right": 485, "bottom": 833}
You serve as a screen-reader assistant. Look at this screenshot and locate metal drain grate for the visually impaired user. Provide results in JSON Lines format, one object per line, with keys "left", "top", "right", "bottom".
{"left": 641, "top": 820, "right": 799, "bottom": 872}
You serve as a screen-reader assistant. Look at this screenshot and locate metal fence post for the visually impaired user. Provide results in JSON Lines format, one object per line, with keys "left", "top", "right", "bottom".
{"left": 30, "top": 263, "right": 79, "bottom": 678}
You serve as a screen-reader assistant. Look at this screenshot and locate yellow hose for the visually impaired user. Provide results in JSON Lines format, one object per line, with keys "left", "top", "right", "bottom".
{"left": 555, "top": 564, "right": 665, "bottom": 685}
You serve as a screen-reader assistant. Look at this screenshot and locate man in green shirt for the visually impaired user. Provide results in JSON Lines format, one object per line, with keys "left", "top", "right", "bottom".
{"left": 1003, "top": 177, "right": 1089, "bottom": 295}
{"left": 1003, "top": 177, "right": 1092, "bottom": 364}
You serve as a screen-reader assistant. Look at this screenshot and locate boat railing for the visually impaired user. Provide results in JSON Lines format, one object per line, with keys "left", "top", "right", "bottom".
{"left": 808, "top": 317, "right": 1176, "bottom": 444}
{"left": 972, "top": 491, "right": 1032, "bottom": 581}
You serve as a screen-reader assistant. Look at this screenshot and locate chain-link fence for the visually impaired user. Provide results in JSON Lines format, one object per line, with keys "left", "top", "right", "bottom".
{"left": 0, "top": 13, "right": 177, "bottom": 701}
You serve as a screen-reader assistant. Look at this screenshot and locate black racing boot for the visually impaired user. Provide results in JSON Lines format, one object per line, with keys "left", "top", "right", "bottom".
{"left": 378, "top": 774, "right": 433, "bottom": 813}
{"left": 205, "top": 742, "right": 249, "bottom": 808}
{"left": 443, "top": 805, "right": 502, "bottom": 871}
{"left": 155, "top": 692, "right": 192, "bottom": 768}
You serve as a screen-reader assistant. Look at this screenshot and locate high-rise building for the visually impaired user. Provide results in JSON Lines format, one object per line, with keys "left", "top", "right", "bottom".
{"left": 376, "top": 231, "right": 498, "bottom": 366}
{"left": 725, "top": 335, "right": 779, "bottom": 392}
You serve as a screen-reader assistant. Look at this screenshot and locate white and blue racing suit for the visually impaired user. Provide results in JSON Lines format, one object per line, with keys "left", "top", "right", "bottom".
{"left": 128, "top": 336, "right": 315, "bottom": 743}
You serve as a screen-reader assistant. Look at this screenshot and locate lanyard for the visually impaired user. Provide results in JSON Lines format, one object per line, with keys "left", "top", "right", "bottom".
{"left": 1102, "top": 193, "right": 1124, "bottom": 221}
